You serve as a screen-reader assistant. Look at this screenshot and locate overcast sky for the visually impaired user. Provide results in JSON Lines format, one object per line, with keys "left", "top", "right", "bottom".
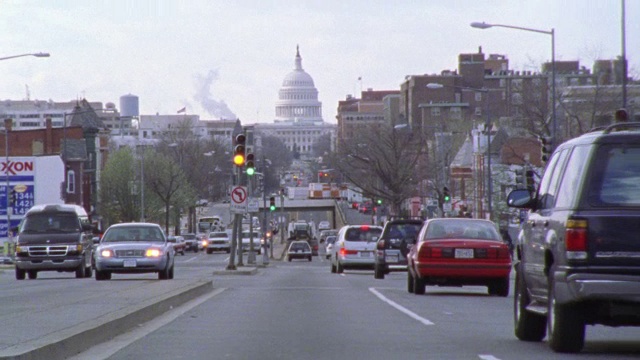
{"left": 1, "top": 0, "right": 637, "bottom": 124}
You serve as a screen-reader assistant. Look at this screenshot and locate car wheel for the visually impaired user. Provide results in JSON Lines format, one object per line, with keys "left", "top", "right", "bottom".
{"left": 168, "top": 265, "right": 175, "bottom": 279}
{"left": 28, "top": 270, "right": 38, "bottom": 280}
{"left": 414, "top": 274, "right": 425, "bottom": 295}
{"left": 95, "top": 270, "right": 111, "bottom": 281}
{"left": 75, "top": 261, "right": 85, "bottom": 278}
{"left": 226, "top": 249, "right": 231, "bottom": 254}
{"left": 193, "top": 248, "right": 198, "bottom": 253}
{"left": 308, "top": 256, "right": 312, "bottom": 262}
{"left": 206, "top": 249, "right": 212, "bottom": 254}
{"left": 288, "top": 256, "right": 292, "bottom": 262}
{"left": 374, "top": 264, "right": 385, "bottom": 279}
{"left": 330, "top": 261, "right": 336, "bottom": 273}
{"left": 159, "top": 260, "right": 171, "bottom": 280}
{"left": 84, "top": 264, "right": 93, "bottom": 278}
{"left": 336, "top": 261, "right": 344, "bottom": 273}
{"left": 407, "top": 271, "right": 415, "bottom": 293}
{"left": 15, "top": 268, "right": 26, "bottom": 280}
{"left": 547, "top": 275, "right": 585, "bottom": 353}
{"left": 488, "top": 276, "right": 510, "bottom": 297}
{"left": 514, "top": 265, "right": 546, "bottom": 342}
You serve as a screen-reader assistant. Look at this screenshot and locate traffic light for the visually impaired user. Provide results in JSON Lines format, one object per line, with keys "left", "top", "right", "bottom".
{"left": 539, "top": 136, "right": 553, "bottom": 165}
{"left": 245, "top": 153, "right": 255, "bottom": 175}
{"left": 233, "top": 134, "right": 246, "bottom": 167}
{"left": 525, "top": 169, "right": 535, "bottom": 192}
{"left": 615, "top": 108, "right": 629, "bottom": 122}
{"left": 8, "top": 189, "right": 15, "bottom": 206}
{"left": 376, "top": 199, "right": 382, "bottom": 205}
{"left": 515, "top": 168, "right": 525, "bottom": 189}
{"left": 443, "top": 187, "right": 451, "bottom": 202}
{"left": 269, "top": 196, "right": 276, "bottom": 211}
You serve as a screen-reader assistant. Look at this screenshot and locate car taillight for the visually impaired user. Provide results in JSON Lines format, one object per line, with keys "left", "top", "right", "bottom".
{"left": 565, "top": 219, "right": 588, "bottom": 260}
{"left": 340, "top": 248, "right": 358, "bottom": 256}
{"left": 478, "top": 247, "right": 511, "bottom": 259}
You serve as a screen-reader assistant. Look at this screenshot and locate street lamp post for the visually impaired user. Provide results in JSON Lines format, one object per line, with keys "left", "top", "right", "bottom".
{"left": 471, "top": 21, "right": 556, "bottom": 149}
{"left": 426, "top": 83, "right": 492, "bottom": 219}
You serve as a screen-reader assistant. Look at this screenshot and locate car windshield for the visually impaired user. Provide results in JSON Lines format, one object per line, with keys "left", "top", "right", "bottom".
{"left": 102, "top": 226, "right": 165, "bottom": 242}
{"left": 325, "top": 236, "right": 337, "bottom": 244}
{"left": 386, "top": 223, "right": 423, "bottom": 248}
{"left": 344, "top": 227, "right": 382, "bottom": 242}
{"left": 182, "top": 234, "right": 197, "bottom": 240}
{"left": 289, "top": 242, "right": 310, "bottom": 251}
{"left": 209, "top": 232, "right": 228, "bottom": 238}
{"left": 21, "top": 213, "right": 80, "bottom": 233}
{"left": 424, "top": 220, "right": 500, "bottom": 241}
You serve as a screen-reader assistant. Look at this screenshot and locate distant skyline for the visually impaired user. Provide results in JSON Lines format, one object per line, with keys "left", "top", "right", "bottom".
{"left": 1, "top": 0, "right": 638, "bottom": 124}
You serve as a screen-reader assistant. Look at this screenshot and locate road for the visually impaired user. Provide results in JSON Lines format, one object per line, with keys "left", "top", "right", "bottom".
{"left": 61, "top": 252, "right": 640, "bottom": 360}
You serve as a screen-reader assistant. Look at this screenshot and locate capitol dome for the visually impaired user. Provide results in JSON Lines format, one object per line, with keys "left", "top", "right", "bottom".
{"left": 275, "top": 46, "right": 323, "bottom": 123}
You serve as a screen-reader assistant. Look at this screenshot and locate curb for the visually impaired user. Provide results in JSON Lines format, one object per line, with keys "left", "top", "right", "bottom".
{"left": 212, "top": 267, "right": 258, "bottom": 275}
{"left": 0, "top": 280, "right": 213, "bottom": 360}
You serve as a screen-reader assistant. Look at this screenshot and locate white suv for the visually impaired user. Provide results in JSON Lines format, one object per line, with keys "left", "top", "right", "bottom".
{"left": 330, "top": 225, "right": 383, "bottom": 273}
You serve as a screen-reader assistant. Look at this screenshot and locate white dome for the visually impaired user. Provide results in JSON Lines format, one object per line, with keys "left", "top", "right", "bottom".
{"left": 275, "top": 46, "right": 323, "bottom": 123}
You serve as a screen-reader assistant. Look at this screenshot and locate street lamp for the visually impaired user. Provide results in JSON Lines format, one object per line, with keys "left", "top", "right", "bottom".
{"left": 0, "top": 52, "right": 50, "bottom": 61}
{"left": 426, "top": 83, "right": 492, "bottom": 219}
{"left": 471, "top": 21, "right": 556, "bottom": 149}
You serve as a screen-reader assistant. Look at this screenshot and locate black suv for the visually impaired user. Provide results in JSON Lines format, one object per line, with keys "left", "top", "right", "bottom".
{"left": 507, "top": 122, "right": 640, "bottom": 353}
{"left": 373, "top": 217, "right": 423, "bottom": 279}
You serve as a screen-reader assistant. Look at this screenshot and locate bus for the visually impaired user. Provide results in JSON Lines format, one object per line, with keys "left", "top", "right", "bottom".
{"left": 197, "top": 216, "right": 224, "bottom": 235}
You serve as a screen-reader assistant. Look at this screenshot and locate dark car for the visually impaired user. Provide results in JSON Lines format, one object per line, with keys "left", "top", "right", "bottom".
{"left": 182, "top": 233, "right": 199, "bottom": 252}
{"left": 374, "top": 218, "right": 424, "bottom": 279}
{"left": 506, "top": 122, "right": 640, "bottom": 353}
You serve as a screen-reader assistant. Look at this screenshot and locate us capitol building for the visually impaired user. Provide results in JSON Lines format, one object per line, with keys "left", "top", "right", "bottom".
{"left": 255, "top": 46, "right": 335, "bottom": 158}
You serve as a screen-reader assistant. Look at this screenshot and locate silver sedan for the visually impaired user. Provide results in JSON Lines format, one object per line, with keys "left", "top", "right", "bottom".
{"left": 93, "top": 223, "right": 175, "bottom": 281}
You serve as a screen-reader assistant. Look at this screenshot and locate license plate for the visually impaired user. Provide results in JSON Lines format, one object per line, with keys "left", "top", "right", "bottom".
{"left": 455, "top": 249, "right": 474, "bottom": 259}
{"left": 387, "top": 255, "right": 399, "bottom": 263}
{"left": 123, "top": 259, "right": 137, "bottom": 267}
{"left": 360, "top": 251, "right": 371, "bottom": 258}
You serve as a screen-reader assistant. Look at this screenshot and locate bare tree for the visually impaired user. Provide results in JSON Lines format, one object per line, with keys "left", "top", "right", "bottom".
{"left": 332, "top": 123, "right": 424, "bottom": 215}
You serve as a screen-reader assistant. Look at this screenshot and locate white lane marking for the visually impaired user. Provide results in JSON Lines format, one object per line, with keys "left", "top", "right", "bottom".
{"left": 184, "top": 255, "right": 199, "bottom": 263}
{"left": 478, "top": 355, "right": 502, "bottom": 360}
{"left": 68, "top": 287, "right": 226, "bottom": 360}
{"left": 369, "top": 287, "right": 434, "bottom": 326}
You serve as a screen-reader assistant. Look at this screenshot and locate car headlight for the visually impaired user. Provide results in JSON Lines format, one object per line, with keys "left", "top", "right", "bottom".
{"left": 100, "top": 249, "right": 114, "bottom": 258}
{"left": 202, "top": 240, "right": 208, "bottom": 247}
{"left": 146, "top": 248, "right": 162, "bottom": 257}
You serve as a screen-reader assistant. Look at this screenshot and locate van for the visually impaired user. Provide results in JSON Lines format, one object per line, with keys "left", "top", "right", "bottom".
{"left": 14, "top": 204, "right": 95, "bottom": 280}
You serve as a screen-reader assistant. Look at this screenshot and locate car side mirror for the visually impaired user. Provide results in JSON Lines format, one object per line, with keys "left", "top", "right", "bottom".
{"left": 92, "top": 236, "right": 101, "bottom": 244}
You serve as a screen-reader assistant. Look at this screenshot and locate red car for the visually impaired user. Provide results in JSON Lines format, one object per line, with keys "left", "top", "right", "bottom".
{"left": 407, "top": 218, "right": 512, "bottom": 296}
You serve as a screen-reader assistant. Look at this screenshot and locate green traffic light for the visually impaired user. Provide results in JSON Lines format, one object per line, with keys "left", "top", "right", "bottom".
{"left": 246, "top": 167, "right": 255, "bottom": 176}
{"left": 376, "top": 199, "right": 382, "bottom": 205}
{"left": 269, "top": 205, "right": 276, "bottom": 211}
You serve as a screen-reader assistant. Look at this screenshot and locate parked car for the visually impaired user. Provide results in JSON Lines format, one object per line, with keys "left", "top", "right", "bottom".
{"left": 287, "top": 240, "right": 312, "bottom": 262}
{"left": 324, "top": 235, "right": 336, "bottom": 259}
{"left": 407, "top": 218, "right": 511, "bottom": 297}
{"left": 206, "top": 231, "right": 231, "bottom": 254}
{"left": 14, "top": 203, "right": 94, "bottom": 280}
{"left": 374, "top": 217, "right": 424, "bottom": 279}
{"left": 330, "top": 225, "right": 383, "bottom": 273}
{"left": 182, "top": 233, "right": 199, "bottom": 252}
{"left": 167, "top": 235, "right": 186, "bottom": 255}
{"left": 92, "top": 222, "right": 175, "bottom": 281}
{"left": 506, "top": 122, "right": 640, "bottom": 353}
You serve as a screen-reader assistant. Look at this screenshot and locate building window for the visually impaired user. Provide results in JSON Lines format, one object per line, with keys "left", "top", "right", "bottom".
{"left": 450, "top": 107, "right": 461, "bottom": 119}
{"left": 475, "top": 107, "right": 482, "bottom": 116}
{"left": 431, "top": 107, "right": 441, "bottom": 116}
{"left": 475, "top": 92, "right": 482, "bottom": 102}
{"left": 67, "top": 170, "right": 76, "bottom": 194}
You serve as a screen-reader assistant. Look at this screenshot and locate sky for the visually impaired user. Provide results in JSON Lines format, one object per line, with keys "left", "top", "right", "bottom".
{"left": 1, "top": 0, "right": 638, "bottom": 124}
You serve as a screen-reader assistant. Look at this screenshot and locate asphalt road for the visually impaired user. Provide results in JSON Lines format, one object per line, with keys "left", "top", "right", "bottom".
{"left": 69, "top": 252, "right": 640, "bottom": 360}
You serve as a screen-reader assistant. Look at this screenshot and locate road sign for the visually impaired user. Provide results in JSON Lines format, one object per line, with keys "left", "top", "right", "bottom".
{"left": 247, "top": 198, "right": 259, "bottom": 213}
{"left": 230, "top": 186, "right": 248, "bottom": 214}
